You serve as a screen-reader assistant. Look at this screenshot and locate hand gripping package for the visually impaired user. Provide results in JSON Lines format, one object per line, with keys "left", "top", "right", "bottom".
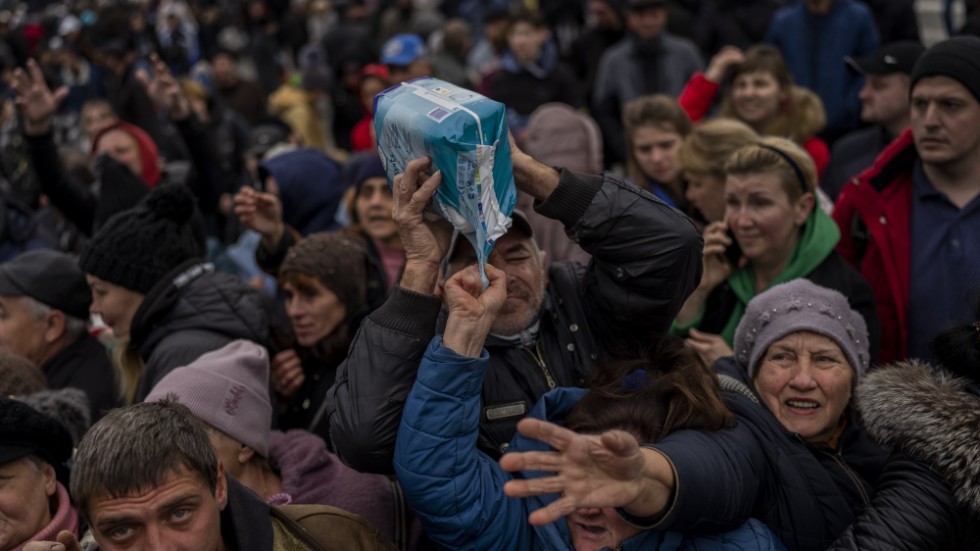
{"left": 374, "top": 78, "right": 517, "bottom": 285}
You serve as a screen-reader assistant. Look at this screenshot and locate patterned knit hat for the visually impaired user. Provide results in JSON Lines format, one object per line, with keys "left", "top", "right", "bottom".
{"left": 79, "top": 183, "right": 206, "bottom": 294}
{"left": 145, "top": 340, "right": 272, "bottom": 457}
{"left": 734, "top": 279, "right": 870, "bottom": 378}
{"left": 280, "top": 232, "right": 368, "bottom": 317}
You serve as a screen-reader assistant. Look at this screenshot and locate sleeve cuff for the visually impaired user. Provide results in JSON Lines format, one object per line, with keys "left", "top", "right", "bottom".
{"left": 616, "top": 445, "right": 679, "bottom": 529}
{"left": 534, "top": 169, "right": 604, "bottom": 228}
{"left": 368, "top": 286, "right": 444, "bottom": 340}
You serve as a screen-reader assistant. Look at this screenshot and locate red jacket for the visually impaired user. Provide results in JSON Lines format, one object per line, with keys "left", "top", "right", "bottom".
{"left": 832, "top": 129, "right": 915, "bottom": 363}
{"left": 678, "top": 73, "right": 830, "bottom": 178}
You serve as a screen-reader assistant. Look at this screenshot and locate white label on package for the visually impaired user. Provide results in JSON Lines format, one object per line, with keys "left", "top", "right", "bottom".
{"left": 409, "top": 85, "right": 484, "bottom": 139}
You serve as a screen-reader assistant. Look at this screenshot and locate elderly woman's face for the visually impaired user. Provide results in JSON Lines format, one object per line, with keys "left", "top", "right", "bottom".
{"left": 754, "top": 331, "right": 854, "bottom": 444}
{"left": 0, "top": 456, "right": 57, "bottom": 551}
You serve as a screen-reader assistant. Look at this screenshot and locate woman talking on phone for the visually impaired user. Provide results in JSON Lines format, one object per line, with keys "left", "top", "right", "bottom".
{"left": 671, "top": 137, "right": 880, "bottom": 366}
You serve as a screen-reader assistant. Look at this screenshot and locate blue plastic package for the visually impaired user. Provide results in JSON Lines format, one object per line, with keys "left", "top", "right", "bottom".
{"left": 374, "top": 77, "right": 517, "bottom": 286}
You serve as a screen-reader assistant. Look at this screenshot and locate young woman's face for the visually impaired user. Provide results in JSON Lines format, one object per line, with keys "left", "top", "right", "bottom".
{"left": 282, "top": 275, "right": 347, "bottom": 347}
{"left": 724, "top": 171, "right": 812, "bottom": 269}
{"left": 86, "top": 275, "right": 145, "bottom": 339}
{"left": 355, "top": 177, "right": 398, "bottom": 243}
{"left": 731, "top": 71, "right": 786, "bottom": 129}
{"left": 631, "top": 125, "right": 683, "bottom": 185}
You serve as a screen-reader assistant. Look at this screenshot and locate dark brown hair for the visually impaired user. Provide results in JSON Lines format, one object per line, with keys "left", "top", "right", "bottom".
{"left": 566, "top": 338, "right": 734, "bottom": 442}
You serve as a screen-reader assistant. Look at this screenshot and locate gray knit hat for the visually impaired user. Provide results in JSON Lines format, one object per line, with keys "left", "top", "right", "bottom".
{"left": 734, "top": 279, "right": 869, "bottom": 379}
{"left": 145, "top": 340, "right": 272, "bottom": 457}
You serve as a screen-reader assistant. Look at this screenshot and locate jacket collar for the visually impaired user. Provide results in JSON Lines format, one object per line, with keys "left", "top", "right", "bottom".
{"left": 222, "top": 476, "right": 275, "bottom": 551}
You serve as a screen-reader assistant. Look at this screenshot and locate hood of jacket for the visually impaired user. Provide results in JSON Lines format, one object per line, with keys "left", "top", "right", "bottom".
{"left": 857, "top": 360, "right": 980, "bottom": 517}
{"left": 130, "top": 261, "right": 270, "bottom": 360}
{"left": 259, "top": 148, "right": 346, "bottom": 235}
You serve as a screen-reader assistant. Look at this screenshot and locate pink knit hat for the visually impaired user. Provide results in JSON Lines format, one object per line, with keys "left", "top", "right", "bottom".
{"left": 145, "top": 340, "right": 272, "bottom": 457}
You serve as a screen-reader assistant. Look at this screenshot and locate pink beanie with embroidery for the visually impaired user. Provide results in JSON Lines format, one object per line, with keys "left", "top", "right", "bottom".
{"left": 145, "top": 340, "right": 272, "bottom": 457}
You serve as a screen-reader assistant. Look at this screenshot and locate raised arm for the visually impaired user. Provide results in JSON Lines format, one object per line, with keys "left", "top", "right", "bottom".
{"left": 394, "top": 265, "right": 531, "bottom": 550}
{"left": 13, "top": 59, "right": 99, "bottom": 234}
{"left": 511, "top": 137, "right": 703, "bottom": 351}
{"left": 328, "top": 157, "right": 454, "bottom": 473}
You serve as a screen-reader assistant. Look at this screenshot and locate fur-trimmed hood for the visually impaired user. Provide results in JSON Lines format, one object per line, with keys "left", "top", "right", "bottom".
{"left": 857, "top": 360, "right": 980, "bottom": 517}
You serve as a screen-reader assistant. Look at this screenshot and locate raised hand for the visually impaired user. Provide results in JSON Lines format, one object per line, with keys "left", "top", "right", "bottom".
{"left": 392, "top": 156, "right": 454, "bottom": 294}
{"left": 442, "top": 263, "right": 507, "bottom": 357}
{"left": 499, "top": 418, "right": 673, "bottom": 525}
{"left": 704, "top": 46, "right": 745, "bottom": 84}
{"left": 136, "top": 53, "right": 192, "bottom": 120}
{"left": 271, "top": 348, "right": 305, "bottom": 398}
{"left": 10, "top": 58, "right": 69, "bottom": 135}
{"left": 686, "top": 328, "right": 734, "bottom": 366}
{"left": 233, "top": 186, "right": 285, "bottom": 250}
{"left": 699, "top": 221, "right": 737, "bottom": 292}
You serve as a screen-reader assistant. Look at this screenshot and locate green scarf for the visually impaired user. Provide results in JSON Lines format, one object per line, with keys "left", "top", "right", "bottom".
{"left": 718, "top": 206, "right": 841, "bottom": 345}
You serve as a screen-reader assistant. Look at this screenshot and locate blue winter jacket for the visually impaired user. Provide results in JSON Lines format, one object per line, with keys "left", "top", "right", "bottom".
{"left": 393, "top": 337, "right": 787, "bottom": 551}
{"left": 765, "top": 0, "right": 879, "bottom": 138}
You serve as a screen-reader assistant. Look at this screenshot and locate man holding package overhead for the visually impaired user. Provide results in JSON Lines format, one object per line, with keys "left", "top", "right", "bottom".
{"left": 328, "top": 135, "right": 704, "bottom": 474}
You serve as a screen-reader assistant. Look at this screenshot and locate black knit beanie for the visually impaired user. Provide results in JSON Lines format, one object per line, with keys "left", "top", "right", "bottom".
{"left": 910, "top": 36, "right": 980, "bottom": 103}
{"left": 280, "top": 232, "right": 368, "bottom": 316}
{"left": 80, "top": 183, "right": 206, "bottom": 294}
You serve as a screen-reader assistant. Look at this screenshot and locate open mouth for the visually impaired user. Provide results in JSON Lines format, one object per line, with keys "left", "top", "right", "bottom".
{"left": 577, "top": 523, "right": 607, "bottom": 535}
{"left": 785, "top": 399, "right": 819, "bottom": 411}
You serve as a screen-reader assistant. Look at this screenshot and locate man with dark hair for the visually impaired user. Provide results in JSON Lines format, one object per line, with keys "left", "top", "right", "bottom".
{"left": 25, "top": 400, "right": 397, "bottom": 551}
{"left": 835, "top": 36, "right": 980, "bottom": 363}
{"left": 821, "top": 41, "right": 925, "bottom": 200}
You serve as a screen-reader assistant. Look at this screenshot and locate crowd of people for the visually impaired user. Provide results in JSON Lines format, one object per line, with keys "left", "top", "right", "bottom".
{"left": 0, "top": 0, "right": 978, "bottom": 550}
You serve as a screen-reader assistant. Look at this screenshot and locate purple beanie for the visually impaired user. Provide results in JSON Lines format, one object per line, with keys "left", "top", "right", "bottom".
{"left": 145, "top": 340, "right": 272, "bottom": 457}
{"left": 733, "top": 279, "right": 869, "bottom": 379}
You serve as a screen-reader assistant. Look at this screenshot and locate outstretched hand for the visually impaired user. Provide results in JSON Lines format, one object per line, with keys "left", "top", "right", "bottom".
{"left": 442, "top": 263, "right": 507, "bottom": 357}
{"left": 500, "top": 418, "right": 673, "bottom": 526}
{"left": 10, "top": 58, "right": 69, "bottom": 135}
{"left": 136, "top": 53, "right": 192, "bottom": 120}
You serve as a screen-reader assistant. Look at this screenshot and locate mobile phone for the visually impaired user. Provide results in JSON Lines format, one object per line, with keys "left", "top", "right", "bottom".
{"left": 722, "top": 228, "right": 743, "bottom": 265}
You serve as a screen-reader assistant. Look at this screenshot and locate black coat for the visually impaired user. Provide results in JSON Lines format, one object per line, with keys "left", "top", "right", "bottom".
{"left": 328, "top": 169, "right": 704, "bottom": 474}
{"left": 646, "top": 357, "right": 888, "bottom": 551}
{"left": 42, "top": 332, "right": 117, "bottom": 420}
{"left": 130, "top": 260, "right": 272, "bottom": 401}
{"left": 828, "top": 360, "right": 980, "bottom": 550}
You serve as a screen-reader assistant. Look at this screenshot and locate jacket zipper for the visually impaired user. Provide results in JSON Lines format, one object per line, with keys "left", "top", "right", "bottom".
{"left": 824, "top": 449, "right": 871, "bottom": 506}
{"left": 525, "top": 341, "right": 556, "bottom": 389}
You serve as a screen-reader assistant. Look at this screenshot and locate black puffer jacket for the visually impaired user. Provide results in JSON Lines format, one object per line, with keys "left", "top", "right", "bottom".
{"left": 130, "top": 260, "right": 272, "bottom": 401}
{"left": 328, "top": 168, "right": 704, "bottom": 474}
{"left": 828, "top": 360, "right": 980, "bottom": 550}
{"left": 645, "top": 357, "right": 888, "bottom": 551}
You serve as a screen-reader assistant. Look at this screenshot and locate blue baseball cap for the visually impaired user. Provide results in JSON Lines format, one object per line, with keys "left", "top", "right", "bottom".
{"left": 380, "top": 34, "right": 426, "bottom": 66}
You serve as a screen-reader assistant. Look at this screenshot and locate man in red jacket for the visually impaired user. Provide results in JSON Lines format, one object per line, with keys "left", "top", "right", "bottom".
{"left": 834, "top": 36, "right": 980, "bottom": 363}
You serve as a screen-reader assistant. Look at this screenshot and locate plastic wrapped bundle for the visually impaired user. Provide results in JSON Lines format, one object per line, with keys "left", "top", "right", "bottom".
{"left": 374, "top": 77, "right": 516, "bottom": 285}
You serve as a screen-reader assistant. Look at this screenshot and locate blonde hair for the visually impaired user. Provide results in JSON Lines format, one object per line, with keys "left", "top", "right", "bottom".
{"left": 678, "top": 119, "right": 758, "bottom": 179}
{"left": 112, "top": 336, "right": 144, "bottom": 406}
{"left": 724, "top": 136, "right": 816, "bottom": 201}
{"left": 622, "top": 94, "right": 692, "bottom": 188}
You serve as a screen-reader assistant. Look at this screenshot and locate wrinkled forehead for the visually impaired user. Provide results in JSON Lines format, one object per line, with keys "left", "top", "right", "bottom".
{"left": 448, "top": 226, "right": 535, "bottom": 266}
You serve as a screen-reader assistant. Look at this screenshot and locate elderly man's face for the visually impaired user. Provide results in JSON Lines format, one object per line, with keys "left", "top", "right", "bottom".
{"left": 0, "top": 296, "right": 50, "bottom": 366}
{"left": 753, "top": 331, "right": 854, "bottom": 444}
{"left": 449, "top": 230, "right": 547, "bottom": 336}
{"left": 0, "top": 456, "right": 57, "bottom": 551}
{"left": 88, "top": 467, "right": 227, "bottom": 551}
